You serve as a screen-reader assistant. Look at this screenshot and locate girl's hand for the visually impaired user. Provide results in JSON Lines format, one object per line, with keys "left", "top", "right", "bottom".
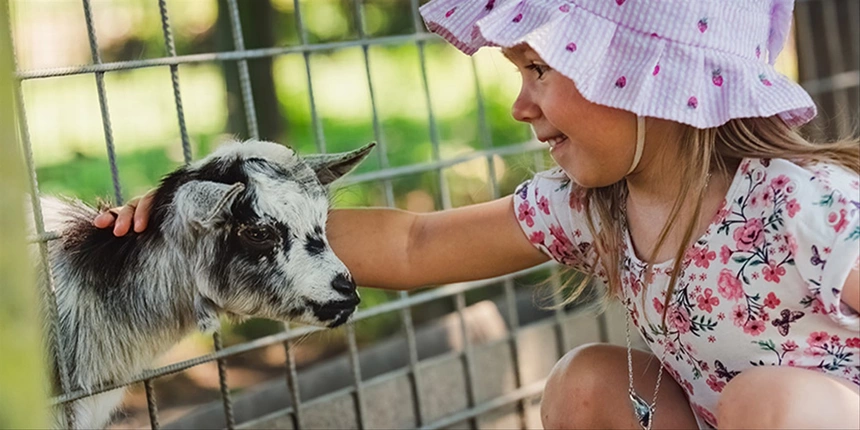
{"left": 93, "top": 190, "right": 155, "bottom": 236}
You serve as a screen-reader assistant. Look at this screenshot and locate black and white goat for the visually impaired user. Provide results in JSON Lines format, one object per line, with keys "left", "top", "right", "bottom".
{"left": 38, "top": 140, "right": 373, "bottom": 429}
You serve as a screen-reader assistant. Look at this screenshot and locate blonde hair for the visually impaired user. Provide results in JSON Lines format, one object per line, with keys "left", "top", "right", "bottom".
{"left": 556, "top": 115, "right": 860, "bottom": 325}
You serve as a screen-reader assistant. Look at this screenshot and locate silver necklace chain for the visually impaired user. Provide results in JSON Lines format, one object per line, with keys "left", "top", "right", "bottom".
{"left": 621, "top": 173, "right": 710, "bottom": 429}
{"left": 624, "top": 293, "right": 667, "bottom": 430}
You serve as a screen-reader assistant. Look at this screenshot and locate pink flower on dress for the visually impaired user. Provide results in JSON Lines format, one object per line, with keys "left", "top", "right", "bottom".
{"left": 512, "top": 13, "right": 523, "bottom": 23}
{"left": 719, "top": 245, "right": 732, "bottom": 264}
{"left": 653, "top": 64, "right": 660, "bottom": 75}
{"left": 697, "top": 288, "right": 720, "bottom": 313}
{"left": 569, "top": 187, "right": 585, "bottom": 212}
{"left": 804, "top": 347, "right": 826, "bottom": 357}
{"left": 846, "top": 337, "right": 860, "bottom": 348}
{"left": 786, "top": 199, "right": 800, "bottom": 218}
{"left": 615, "top": 76, "right": 627, "bottom": 88}
{"left": 786, "top": 234, "right": 798, "bottom": 255}
{"left": 828, "top": 209, "right": 849, "bottom": 233}
{"left": 670, "top": 307, "right": 692, "bottom": 334}
{"left": 558, "top": 4, "right": 570, "bottom": 12}
{"left": 547, "top": 224, "right": 575, "bottom": 263}
{"left": 682, "top": 379, "right": 695, "bottom": 395}
{"left": 697, "top": 18, "right": 708, "bottom": 33}
{"left": 781, "top": 340, "right": 798, "bottom": 352}
{"left": 691, "top": 246, "right": 717, "bottom": 268}
{"left": 517, "top": 201, "right": 536, "bottom": 227}
{"left": 763, "top": 292, "right": 781, "bottom": 309}
{"left": 565, "top": 42, "right": 577, "bottom": 52}
{"left": 717, "top": 269, "right": 745, "bottom": 301}
{"left": 547, "top": 239, "right": 575, "bottom": 263}
{"left": 528, "top": 231, "right": 545, "bottom": 244}
{"left": 692, "top": 402, "right": 718, "bottom": 427}
{"left": 762, "top": 260, "right": 786, "bottom": 283}
{"left": 706, "top": 374, "right": 725, "bottom": 392}
{"left": 653, "top": 297, "right": 665, "bottom": 314}
{"left": 807, "top": 331, "right": 830, "bottom": 347}
{"left": 733, "top": 218, "right": 765, "bottom": 251}
{"left": 770, "top": 175, "right": 789, "bottom": 190}
{"left": 731, "top": 303, "right": 749, "bottom": 327}
{"left": 628, "top": 273, "right": 642, "bottom": 296}
{"left": 743, "top": 319, "right": 766, "bottom": 336}
{"left": 536, "top": 195, "right": 550, "bottom": 214}
{"left": 445, "top": 7, "right": 456, "bottom": 17}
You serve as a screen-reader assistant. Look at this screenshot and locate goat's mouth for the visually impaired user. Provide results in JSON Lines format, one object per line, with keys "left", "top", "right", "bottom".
{"left": 306, "top": 299, "right": 358, "bottom": 328}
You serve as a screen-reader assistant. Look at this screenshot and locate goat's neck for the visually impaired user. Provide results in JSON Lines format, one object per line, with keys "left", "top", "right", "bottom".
{"left": 58, "top": 219, "right": 202, "bottom": 391}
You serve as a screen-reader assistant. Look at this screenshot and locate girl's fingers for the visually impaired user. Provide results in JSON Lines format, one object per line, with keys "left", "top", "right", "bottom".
{"left": 113, "top": 203, "right": 136, "bottom": 237}
{"left": 132, "top": 191, "right": 155, "bottom": 233}
{"left": 93, "top": 211, "right": 115, "bottom": 229}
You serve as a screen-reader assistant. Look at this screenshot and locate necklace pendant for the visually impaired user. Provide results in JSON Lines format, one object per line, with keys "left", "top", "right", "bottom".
{"left": 629, "top": 391, "right": 654, "bottom": 430}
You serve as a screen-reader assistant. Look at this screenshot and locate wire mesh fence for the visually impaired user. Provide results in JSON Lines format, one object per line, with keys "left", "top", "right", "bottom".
{"left": 5, "top": 0, "right": 858, "bottom": 429}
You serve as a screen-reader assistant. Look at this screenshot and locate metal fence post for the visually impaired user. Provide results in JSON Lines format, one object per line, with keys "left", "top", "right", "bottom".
{"left": 0, "top": 1, "right": 49, "bottom": 427}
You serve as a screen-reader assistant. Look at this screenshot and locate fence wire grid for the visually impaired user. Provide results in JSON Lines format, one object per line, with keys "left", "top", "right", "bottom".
{"left": 7, "top": 0, "right": 859, "bottom": 429}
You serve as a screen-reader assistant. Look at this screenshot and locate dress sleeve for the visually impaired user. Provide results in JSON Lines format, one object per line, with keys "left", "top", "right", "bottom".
{"left": 792, "top": 166, "right": 860, "bottom": 329}
{"left": 512, "top": 169, "right": 602, "bottom": 277}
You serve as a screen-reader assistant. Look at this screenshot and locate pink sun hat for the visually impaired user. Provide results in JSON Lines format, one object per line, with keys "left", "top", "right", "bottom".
{"left": 419, "top": 0, "right": 817, "bottom": 129}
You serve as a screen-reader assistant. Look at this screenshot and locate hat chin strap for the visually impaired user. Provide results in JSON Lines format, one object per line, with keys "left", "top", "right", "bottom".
{"left": 626, "top": 116, "right": 646, "bottom": 175}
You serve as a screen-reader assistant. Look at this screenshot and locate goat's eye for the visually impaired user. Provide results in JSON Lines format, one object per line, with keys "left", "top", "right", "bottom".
{"left": 238, "top": 225, "right": 275, "bottom": 246}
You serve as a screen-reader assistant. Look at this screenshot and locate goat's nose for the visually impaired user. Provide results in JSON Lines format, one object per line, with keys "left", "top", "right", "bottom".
{"left": 331, "top": 273, "right": 356, "bottom": 295}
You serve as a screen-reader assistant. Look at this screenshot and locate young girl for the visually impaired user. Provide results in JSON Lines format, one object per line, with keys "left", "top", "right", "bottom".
{"left": 95, "top": 0, "right": 859, "bottom": 428}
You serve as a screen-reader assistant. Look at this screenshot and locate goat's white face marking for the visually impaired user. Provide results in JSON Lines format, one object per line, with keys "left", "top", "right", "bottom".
{"left": 180, "top": 140, "right": 365, "bottom": 328}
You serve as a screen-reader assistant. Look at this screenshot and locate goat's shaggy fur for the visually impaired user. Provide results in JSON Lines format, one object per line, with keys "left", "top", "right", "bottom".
{"left": 37, "top": 140, "right": 373, "bottom": 429}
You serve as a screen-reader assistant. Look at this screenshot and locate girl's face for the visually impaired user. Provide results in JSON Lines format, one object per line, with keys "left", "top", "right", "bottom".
{"left": 505, "top": 45, "right": 638, "bottom": 188}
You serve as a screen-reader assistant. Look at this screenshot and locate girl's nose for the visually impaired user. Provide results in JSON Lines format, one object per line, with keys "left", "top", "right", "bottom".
{"left": 511, "top": 88, "right": 539, "bottom": 123}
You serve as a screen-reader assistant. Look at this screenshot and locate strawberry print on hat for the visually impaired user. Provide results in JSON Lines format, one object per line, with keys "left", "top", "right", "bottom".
{"left": 418, "top": 0, "right": 818, "bottom": 128}
{"left": 688, "top": 96, "right": 699, "bottom": 108}
{"left": 712, "top": 69, "right": 724, "bottom": 87}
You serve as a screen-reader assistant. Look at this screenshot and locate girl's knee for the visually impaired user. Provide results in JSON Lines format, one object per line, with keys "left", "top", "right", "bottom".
{"left": 717, "top": 366, "right": 800, "bottom": 428}
{"left": 541, "top": 343, "right": 619, "bottom": 429}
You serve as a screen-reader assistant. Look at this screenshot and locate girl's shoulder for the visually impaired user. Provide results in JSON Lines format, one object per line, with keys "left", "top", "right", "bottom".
{"left": 736, "top": 157, "right": 859, "bottom": 236}
{"left": 745, "top": 157, "right": 859, "bottom": 198}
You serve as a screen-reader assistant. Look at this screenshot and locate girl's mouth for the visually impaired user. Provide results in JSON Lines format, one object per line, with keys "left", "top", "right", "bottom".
{"left": 546, "top": 135, "right": 568, "bottom": 151}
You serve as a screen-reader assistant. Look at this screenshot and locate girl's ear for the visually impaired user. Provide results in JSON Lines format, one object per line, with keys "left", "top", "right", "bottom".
{"left": 303, "top": 142, "right": 376, "bottom": 186}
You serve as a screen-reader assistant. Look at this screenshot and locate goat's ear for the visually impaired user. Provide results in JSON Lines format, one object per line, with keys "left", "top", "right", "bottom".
{"left": 175, "top": 181, "right": 245, "bottom": 228}
{"left": 194, "top": 295, "right": 221, "bottom": 333}
{"left": 303, "top": 142, "right": 376, "bottom": 186}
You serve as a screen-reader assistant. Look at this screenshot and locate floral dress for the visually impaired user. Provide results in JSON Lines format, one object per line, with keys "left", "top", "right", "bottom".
{"left": 514, "top": 158, "right": 860, "bottom": 427}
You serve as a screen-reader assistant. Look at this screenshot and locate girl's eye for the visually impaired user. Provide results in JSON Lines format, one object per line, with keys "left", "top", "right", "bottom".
{"left": 525, "top": 63, "right": 550, "bottom": 79}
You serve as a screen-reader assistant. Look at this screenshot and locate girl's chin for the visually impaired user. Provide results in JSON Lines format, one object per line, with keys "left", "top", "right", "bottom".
{"left": 555, "top": 164, "right": 620, "bottom": 189}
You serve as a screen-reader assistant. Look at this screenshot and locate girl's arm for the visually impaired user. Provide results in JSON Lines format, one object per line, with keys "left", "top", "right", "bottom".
{"left": 95, "top": 194, "right": 550, "bottom": 290}
{"left": 328, "top": 196, "right": 549, "bottom": 290}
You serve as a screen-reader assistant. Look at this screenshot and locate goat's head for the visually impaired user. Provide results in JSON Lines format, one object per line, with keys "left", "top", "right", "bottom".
{"left": 165, "top": 140, "right": 374, "bottom": 330}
